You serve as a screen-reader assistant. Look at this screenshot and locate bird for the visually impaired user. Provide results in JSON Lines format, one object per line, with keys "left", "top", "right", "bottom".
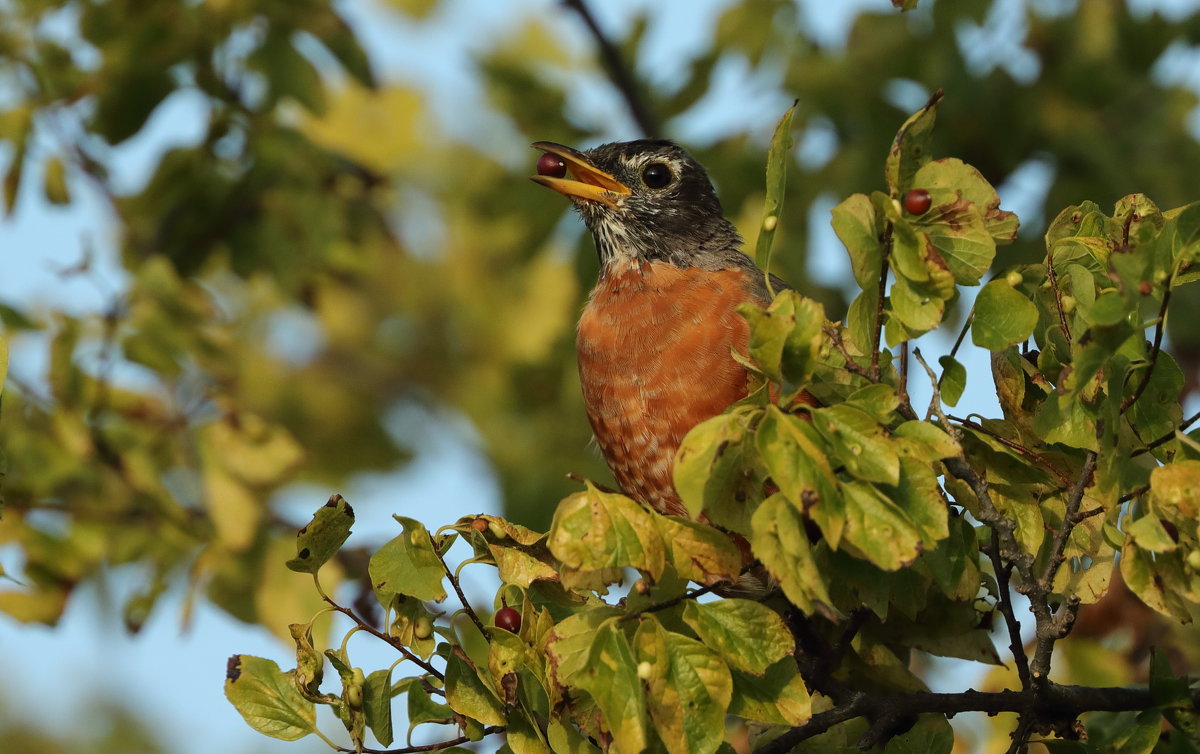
{"left": 531, "top": 139, "right": 802, "bottom": 519}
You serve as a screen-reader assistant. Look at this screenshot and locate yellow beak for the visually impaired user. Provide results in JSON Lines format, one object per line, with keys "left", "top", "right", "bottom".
{"left": 530, "top": 141, "right": 631, "bottom": 208}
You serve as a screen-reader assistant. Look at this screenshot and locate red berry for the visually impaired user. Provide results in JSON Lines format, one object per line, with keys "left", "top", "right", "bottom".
{"left": 494, "top": 606, "right": 521, "bottom": 633}
{"left": 903, "top": 188, "right": 932, "bottom": 215}
{"left": 470, "top": 517, "right": 489, "bottom": 532}
{"left": 536, "top": 154, "right": 566, "bottom": 178}
{"left": 1138, "top": 281, "right": 1152, "bottom": 296}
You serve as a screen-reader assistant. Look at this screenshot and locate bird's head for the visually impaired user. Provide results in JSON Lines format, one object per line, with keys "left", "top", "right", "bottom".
{"left": 531, "top": 139, "right": 744, "bottom": 272}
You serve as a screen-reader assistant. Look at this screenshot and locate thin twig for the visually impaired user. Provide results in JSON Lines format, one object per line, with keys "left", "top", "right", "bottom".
{"left": 948, "top": 415, "right": 1073, "bottom": 488}
{"left": 560, "top": 0, "right": 660, "bottom": 137}
{"left": 1131, "top": 409, "right": 1200, "bottom": 458}
{"left": 619, "top": 581, "right": 726, "bottom": 621}
{"left": 1120, "top": 286, "right": 1172, "bottom": 413}
{"left": 870, "top": 224, "right": 894, "bottom": 381}
{"left": 990, "top": 528, "right": 1031, "bottom": 689}
{"left": 322, "top": 599, "right": 444, "bottom": 681}
{"left": 1045, "top": 244, "right": 1072, "bottom": 341}
{"left": 823, "top": 323, "right": 873, "bottom": 381}
{"left": 899, "top": 342, "right": 911, "bottom": 412}
{"left": 1029, "top": 448, "right": 1098, "bottom": 681}
{"left": 335, "top": 726, "right": 505, "bottom": 754}
{"left": 428, "top": 531, "right": 489, "bottom": 641}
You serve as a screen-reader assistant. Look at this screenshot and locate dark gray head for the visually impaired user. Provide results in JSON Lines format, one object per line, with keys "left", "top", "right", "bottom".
{"left": 531, "top": 139, "right": 749, "bottom": 274}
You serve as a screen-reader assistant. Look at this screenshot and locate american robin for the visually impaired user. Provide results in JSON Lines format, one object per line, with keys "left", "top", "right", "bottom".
{"left": 531, "top": 139, "right": 794, "bottom": 518}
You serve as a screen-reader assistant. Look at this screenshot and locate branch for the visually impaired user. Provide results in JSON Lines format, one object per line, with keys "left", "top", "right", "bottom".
{"left": 870, "top": 223, "right": 893, "bottom": 381}
{"left": 989, "top": 528, "right": 1031, "bottom": 689}
{"left": 335, "top": 726, "right": 505, "bottom": 754}
{"left": 428, "top": 531, "right": 489, "bottom": 641}
{"left": 1131, "top": 408, "right": 1200, "bottom": 458}
{"left": 948, "top": 414, "right": 1072, "bottom": 488}
{"left": 757, "top": 683, "right": 1200, "bottom": 754}
{"left": 322, "top": 599, "right": 445, "bottom": 681}
{"left": 1029, "top": 449, "right": 1098, "bottom": 681}
{"left": 1045, "top": 246, "right": 1072, "bottom": 341}
{"left": 620, "top": 581, "right": 726, "bottom": 621}
{"left": 1121, "top": 285, "right": 1172, "bottom": 413}
{"left": 560, "top": 0, "right": 660, "bottom": 137}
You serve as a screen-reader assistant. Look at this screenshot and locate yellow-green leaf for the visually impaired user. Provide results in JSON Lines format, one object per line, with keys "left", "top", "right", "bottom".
{"left": 574, "top": 621, "right": 646, "bottom": 754}
{"left": 285, "top": 494, "right": 355, "bottom": 574}
{"left": 681, "top": 599, "right": 793, "bottom": 675}
{"left": 548, "top": 484, "right": 666, "bottom": 585}
{"left": 445, "top": 649, "right": 505, "bottom": 727}
{"left": 634, "top": 619, "right": 732, "bottom": 754}
{"left": 369, "top": 517, "right": 447, "bottom": 602}
{"left": 750, "top": 494, "right": 835, "bottom": 615}
{"left": 224, "top": 655, "right": 316, "bottom": 741}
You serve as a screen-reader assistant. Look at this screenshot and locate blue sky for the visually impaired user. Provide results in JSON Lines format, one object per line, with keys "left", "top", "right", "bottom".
{"left": 2, "top": 0, "right": 1200, "bottom": 752}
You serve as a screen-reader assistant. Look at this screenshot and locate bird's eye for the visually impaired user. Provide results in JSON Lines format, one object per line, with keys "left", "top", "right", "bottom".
{"left": 641, "top": 163, "right": 672, "bottom": 189}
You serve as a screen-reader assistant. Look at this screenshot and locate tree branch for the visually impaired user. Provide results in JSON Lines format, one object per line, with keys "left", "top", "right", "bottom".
{"left": 560, "top": 0, "right": 660, "bottom": 137}
{"left": 989, "top": 528, "right": 1031, "bottom": 689}
{"left": 335, "top": 726, "right": 505, "bottom": 754}
{"left": 757, "top": 683, "right": 1200, "bottom": 754}
{"left": 870, "top": 223, "right": 893, "bottom": 381}
{"left": 428, "top": 531, "right": 489, "bottom": 641}
{"left": 322, "top": 599, "right": 445, "bottom": 681}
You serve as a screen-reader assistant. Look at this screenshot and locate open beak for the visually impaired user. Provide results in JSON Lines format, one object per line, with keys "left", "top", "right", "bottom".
{"left": 530, "top": 141, "right": 631, "bottom": 208}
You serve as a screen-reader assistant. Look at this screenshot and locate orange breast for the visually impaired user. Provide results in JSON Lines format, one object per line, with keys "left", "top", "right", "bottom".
{"left": 577, "top": 261, "right": 763, "bottom": 517}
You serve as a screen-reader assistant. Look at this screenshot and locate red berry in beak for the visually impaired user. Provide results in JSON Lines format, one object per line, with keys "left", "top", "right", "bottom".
{"left": 537, "top": 153, "right": 567, "bottom": 178}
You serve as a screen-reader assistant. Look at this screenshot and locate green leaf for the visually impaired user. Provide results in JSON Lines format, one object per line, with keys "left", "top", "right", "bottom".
{"left": 832, "top": 193, "right": 881, "bottom": 289}
{"left": 1111, "top": 709, "right": 1163, "bottom": 754}
{"left": 912, "top": 157, "right": 1018, "bottom": 244}
{"left": 890, "top": 273, "right": 946, "bottom": 333}
{"left": 363, "top": 667, "right": 394, "bottom": 747}
{"left": 935, "top": 354, "right": 967, "bottom": 407}
{"left": 546, "top": 719, "right": 601, "bottom": 754}
{"left": 574, "top": 621, "right": 647, "bottom": 754}
{"left": 740, "top": 291, "right": 824, "bottom": 386}
{"left": 547, "top": 484, "right": 666, "bottom": 587}
{"left": 369, "top": 517, "right": 447, "bottom": 602}
{"left": 841, "top": 481, "right": 923, "bottom": 570}
{"left": 755, "top": 101, "right": 797, "bottom": 279}
{"left": 886, "top": 89, "right": 941, "bottom": 195}
{"left": 972, "top": 279, "right": 1038, "bottom": 350}
{"left": 893, "top": 420, "right": 961, "bottom": 461}
{"left": 888, "top": 457, "right": 950, "bottom": 546}
{"left": 654, "top": 515, "right": 741, "bottom": 586}
{"left": 811, "top": 405, "right": 901, "bottom": 485}
{"left": 285, "top": 494, "right": 355, "bottom": 573}
{"left": 751, "top": 494, "right": 835, "bottom": 615}
{"left": 224, "top": 655, "right": 316, "bottom": 741}
{"left": 674, "top": 405, "right": 765, "bottom": 533}
{"left": 755, "top": 407, "right": 843, "bottom": 547}
{"left": 546, "top": 608, "right": 624, "bottom": 688}
{"left": 681, "top": 599, "right": 793, "bottom": 675}
{"left": 445, "top": 648, "right": 505, "bottom": 727}
{"left": 634, "top": 619, "right": 732, "bottom": 754}
{"left": 728, "top": 658, "right": 812, "bottom": 726}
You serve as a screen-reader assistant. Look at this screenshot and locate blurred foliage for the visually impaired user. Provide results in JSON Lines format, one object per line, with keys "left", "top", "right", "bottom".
{"left": 2, "top": 0, "right": 1200, "bottom": 747}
